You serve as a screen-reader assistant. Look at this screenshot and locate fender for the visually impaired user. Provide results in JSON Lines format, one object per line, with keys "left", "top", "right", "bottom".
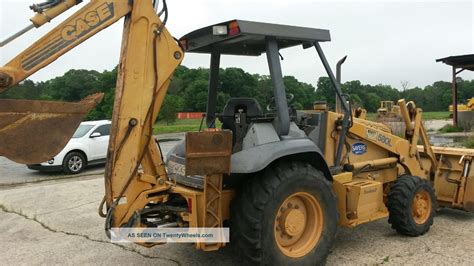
{"left": 230, "top": 138, "right": 332, "bottom": 180}
{"left": 167, "top": 136, "right": 332, "bottom": 182}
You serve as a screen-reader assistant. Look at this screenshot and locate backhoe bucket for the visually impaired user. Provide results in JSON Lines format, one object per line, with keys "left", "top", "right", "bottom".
{"left": 0, "top": 93, "right": 104, "bottom": 164}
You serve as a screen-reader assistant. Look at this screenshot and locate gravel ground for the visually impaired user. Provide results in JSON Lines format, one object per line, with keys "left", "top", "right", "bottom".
{"left": 1, "top": 130, "right": 473, "bottom": 265}
{"left": 0, "top": 177, "right": 473, "bottom": 265}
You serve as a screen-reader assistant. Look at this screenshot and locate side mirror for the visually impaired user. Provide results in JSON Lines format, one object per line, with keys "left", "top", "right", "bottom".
{"left": 90, "top": 132, "right": 101, "bottom": 138}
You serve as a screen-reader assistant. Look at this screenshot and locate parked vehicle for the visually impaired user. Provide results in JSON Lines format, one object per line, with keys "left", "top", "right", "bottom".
{"left": 27, "top": 120, "right": 111, "bottom": 174}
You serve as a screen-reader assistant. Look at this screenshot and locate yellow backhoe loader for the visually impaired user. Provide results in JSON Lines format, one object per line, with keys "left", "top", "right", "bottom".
{"left": 1, "top": 1, "right": 473, "bottom": 265}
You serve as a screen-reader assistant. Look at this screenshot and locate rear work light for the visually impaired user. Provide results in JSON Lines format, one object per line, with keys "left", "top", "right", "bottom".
{"left": 212, "top": 25, "right": 227, "bottom": 35}
{"left": 228, "top": 21, "right": 240, "bottom": 36}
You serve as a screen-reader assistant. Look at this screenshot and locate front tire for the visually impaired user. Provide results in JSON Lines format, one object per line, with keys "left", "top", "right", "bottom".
{"left": 387, "top": 175, "right": 436, "bottom": 236}
{"left": 231, "top": 161, "right": 337, "bottom": 265}
{"left": 63, "top": 152, "right": 86, "bottom": 175}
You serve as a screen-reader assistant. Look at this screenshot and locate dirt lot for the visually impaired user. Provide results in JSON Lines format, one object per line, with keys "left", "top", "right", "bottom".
{"left": 0, "top": 132, "right": 473, "bottom": 265}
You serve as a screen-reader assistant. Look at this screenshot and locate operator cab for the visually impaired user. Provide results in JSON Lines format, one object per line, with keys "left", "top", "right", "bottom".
{"left": 167, "top": 20, "right": 336, "bottom": 189}
{"left": 180, "top": 19, "right": 330, "bottom": 144}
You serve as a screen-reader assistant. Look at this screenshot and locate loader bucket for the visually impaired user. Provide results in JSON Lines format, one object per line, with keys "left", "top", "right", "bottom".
{"left": 0, "top": 93, "right": 104, "bottom": 164}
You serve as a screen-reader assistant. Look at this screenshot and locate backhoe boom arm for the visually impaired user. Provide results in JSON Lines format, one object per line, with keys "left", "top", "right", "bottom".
{"left": 0, "top": 0, "right": 132, "bottom": 92}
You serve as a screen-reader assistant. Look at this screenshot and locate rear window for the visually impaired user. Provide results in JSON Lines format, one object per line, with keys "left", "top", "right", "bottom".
{"left": 72, "top": 125, "right": 94, "bottom": 138}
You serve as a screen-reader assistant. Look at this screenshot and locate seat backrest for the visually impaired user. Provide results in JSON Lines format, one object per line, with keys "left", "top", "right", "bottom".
{"left": 222, "top": 97, "right": 263, "bottom": 131}
{"left": 222, "top": 97, "right": 263, "bottom": 118}
{"left": 221, "top": 98, "right": 263, "bottom": 152}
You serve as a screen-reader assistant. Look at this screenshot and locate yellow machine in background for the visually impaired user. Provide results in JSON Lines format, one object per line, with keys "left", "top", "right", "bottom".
{"left": 0, "top": 1, "right": 473, "bottom": 265}
{"left": 376, "top": 100, "right": 402, "bottom": 122}
{"left": 449, "top": 98, "right": 474, "bottom": 128}
{"left": 449, "top": 97, "right": 474, "bottom": 112}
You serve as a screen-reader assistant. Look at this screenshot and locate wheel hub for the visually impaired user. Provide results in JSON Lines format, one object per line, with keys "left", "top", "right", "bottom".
{"left": 274, "top": 192, "right": 323, "bottom": 258}
{"left": 281, "top": 209, "right": 305, "bottom": 236}
{"left": 412, "top": 191, "right": 431, "bottom": 224}
{"left": 69, "top": 156, "right": 82, "bottom": 171}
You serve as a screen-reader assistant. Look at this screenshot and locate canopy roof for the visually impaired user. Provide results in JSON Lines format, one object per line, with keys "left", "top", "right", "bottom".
{"left": 180, "top": 19, "right": 331, "bottom": 56}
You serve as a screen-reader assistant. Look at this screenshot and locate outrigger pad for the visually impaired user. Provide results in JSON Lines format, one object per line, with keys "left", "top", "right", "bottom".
{"left": 0, "top": 93, "right": 104, "bottom": 164}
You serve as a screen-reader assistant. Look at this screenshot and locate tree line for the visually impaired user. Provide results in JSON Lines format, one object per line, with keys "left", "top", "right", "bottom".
{"left": 1, "top": 65, "right": 473, "bottom": 122}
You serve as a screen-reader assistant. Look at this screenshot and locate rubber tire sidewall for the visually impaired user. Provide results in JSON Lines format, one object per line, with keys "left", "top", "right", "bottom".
{"left": 388, "top": 175, "right": 436, "bottom": 236}
{"left": 62, "top": 152, "right": 85, "bottom": 175}
{"left": 405, "top": 180, "right": 436, "bottom": 234}
{"left": 261, "top": 172, "right": 337, "bottom": 265}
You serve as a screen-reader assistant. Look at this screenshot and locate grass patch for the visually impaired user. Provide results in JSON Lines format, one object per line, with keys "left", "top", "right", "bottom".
{"left": 366, "top": 111, "right": 450, "bottom": 121}
{"left": 154, "top": 119, "right": 222, "bottom": 134}
{"left": 463, "top": 138, "right": 474, "bottom": 149}
{"left": 422, "top": 111, "right": 451, "bottom": 120}
{"left": 439, "top": 124, "right": 464, "bottom": 133}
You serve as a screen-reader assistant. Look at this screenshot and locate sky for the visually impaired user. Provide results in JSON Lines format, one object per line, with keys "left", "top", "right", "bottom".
{"left": 1, "top": 0, "right": 473, "bottom": 90}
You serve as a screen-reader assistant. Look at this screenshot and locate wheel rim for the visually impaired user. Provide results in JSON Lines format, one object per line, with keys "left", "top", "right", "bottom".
{"left": 68, "top": 156, "right": 83, "bottom": 172}
{"left": 274, "top": 192, "right": 323, "bottom": 258}
{"left": 412, "top": 190, "right": 432, "bottom": 224}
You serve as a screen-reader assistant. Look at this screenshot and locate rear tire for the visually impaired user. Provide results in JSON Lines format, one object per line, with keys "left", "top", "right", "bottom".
{"left": 387, "top": 175, "right": 436, "bottom": 236}
{"left": 231, "top": 161, "right": 337, "bottom": 265}
{"left": 63, "top": 152, "right": 86, "bottom": 175}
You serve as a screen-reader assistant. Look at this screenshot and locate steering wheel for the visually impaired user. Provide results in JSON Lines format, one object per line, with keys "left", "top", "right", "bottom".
{"left": 266, "top": 93, "right": 295, "bottom": 111}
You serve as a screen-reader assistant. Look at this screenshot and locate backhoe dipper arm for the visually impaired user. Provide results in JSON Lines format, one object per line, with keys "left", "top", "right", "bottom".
{"left": 103, "top": 0, "right": 183, "bottom": 234}
{"left": 0, "top": 0, "right": 132, "bottom": 92}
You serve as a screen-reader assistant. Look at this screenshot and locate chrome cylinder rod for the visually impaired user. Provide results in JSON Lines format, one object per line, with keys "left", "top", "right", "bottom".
{"left": 0, "top": 24, "right": 35, "bottom": 47}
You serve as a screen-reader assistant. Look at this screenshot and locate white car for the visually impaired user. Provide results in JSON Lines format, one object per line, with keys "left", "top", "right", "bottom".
{"left": 27, "top": 120, "right": 111, "bottom": 174}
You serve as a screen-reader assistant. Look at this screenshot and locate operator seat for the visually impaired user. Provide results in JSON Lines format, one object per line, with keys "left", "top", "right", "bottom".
{"left": 220, "top": 97, "right": 263, "bottom": 152}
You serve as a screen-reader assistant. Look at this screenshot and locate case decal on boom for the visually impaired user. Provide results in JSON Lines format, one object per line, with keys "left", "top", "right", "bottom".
{"left": 21, "top": 2, "right": 115, "bottom": 71}
{"left": 61, "top": 2, "right": 114, "bottom": 41}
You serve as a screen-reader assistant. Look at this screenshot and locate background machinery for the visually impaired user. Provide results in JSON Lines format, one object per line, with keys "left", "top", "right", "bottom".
{"left": 449, "top": 98, "right": 474, "bottom": 129}
{"left": 376, "top": 100, "right": 402, "bottom": 121}
{"left": 0, "top": 1, "right": 473, "bottom": 265}
{"left": 449, "top": 97, "right": 474, "bottom": 113}
{"left": 375, "top": 100, "right": 405, "bottom": 136}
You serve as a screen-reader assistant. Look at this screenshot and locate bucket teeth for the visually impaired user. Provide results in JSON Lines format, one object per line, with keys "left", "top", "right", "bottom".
{"left": 0, "top": 93, "right": 104, "bottom": 164}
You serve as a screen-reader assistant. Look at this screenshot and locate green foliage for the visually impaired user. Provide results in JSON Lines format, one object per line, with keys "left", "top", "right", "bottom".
{"left": 0, "top": 80, "right": 43, "bottom": 99}
{"left": 1, "top": 67, "right": 118, "bottom": 121}
{"left": 439, "top": 124, "right": 464, "bottom": 133}
{"left": 2, "top": 64, "right": 473, "bottom": 122}
{"left": 158, "top": 94, "right": 184, "bottom": 125}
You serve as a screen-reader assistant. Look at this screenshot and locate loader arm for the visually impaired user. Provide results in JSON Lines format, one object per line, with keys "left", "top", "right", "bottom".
{"left": 0, "top": 0, "right": 184, "bottom": 241}
{"left": 346, "top": 99, "right": 438, "bottom": 179}
{"left": 348, "top": 118, "right": 425, "bottom": 178}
